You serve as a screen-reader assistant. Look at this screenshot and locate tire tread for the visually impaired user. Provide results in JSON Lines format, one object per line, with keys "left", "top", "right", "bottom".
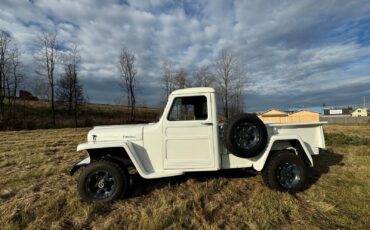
{"left": 77, "top": 160, "right": 129, "bottom": 202}
{"left": 262, "top": 151, "right": 307, "bottom": 192}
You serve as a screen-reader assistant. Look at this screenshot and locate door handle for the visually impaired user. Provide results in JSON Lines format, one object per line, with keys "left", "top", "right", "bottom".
{"left": 201, "top": 122, "right": 213, "bottom": 126}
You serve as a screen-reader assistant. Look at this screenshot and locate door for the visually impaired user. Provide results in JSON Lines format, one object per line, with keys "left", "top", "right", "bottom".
{"left": 163, "top": 95, "right": 215, "bottom": 169}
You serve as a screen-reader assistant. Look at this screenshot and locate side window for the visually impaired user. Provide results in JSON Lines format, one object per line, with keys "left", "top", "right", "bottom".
{"left": 167, "top": 96, "right": 208, "bottom": 121}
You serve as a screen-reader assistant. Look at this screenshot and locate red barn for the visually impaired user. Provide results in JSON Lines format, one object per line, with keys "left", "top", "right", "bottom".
{"left": 19, "top": 90, "right": 38, "bottom": 100}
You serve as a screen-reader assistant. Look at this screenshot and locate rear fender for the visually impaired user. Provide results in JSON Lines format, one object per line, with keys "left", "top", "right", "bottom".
{"left": 252, "top": 135, "right": 314, "bottom": 171}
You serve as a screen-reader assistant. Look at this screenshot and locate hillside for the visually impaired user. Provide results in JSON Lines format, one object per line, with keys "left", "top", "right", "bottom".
{"left": 0, "top": 125, "right": 369, "bottom": 229}
{"left": 0, "top": 99, "right": 161, "bottom": 130}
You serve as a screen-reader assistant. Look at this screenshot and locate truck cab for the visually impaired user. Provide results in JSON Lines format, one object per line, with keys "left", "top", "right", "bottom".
{"left": 71, "top": 87, "right": 326, "bottom": 202}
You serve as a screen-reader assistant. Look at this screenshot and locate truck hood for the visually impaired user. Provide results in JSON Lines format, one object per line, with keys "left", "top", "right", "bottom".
{"left": 87, "top": 124, "right": 148, "bottom": 142}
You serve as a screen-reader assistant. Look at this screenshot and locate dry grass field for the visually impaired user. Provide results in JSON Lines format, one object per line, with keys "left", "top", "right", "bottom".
{"left": 0, "top": 124, "right": 369, "bottom": 229}
{"left": 0, "top": 99, "right": 160, "bottom": 130}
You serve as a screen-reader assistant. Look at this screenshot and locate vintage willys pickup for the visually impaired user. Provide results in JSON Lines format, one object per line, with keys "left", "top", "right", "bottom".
{"left": 70, "top": 87, "right": 326, "bottom": 202}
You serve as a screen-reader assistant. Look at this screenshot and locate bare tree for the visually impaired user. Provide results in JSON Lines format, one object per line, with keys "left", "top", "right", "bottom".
{"left": 57, "top": 56, "right": 82, "bottom": 110}
{"left": 71, "top": 45, "right": 82, "bottom": 127}
{"left": 161, "top": 64, "right": 190, "bottom": 101}
{"left": 215, "top": 48, "right": 245, "bottom": 119}
{"left": 229, "top": 65, "right": 246, "bottom": 115}
{"left": 0, "top": 31, "right": 22, "bottom": 121}
{"left": 118, "top": 47, "right": 138, "bottom": 122}
{"left": 57, "top": 62, "right": 84, "bottom": 108}
{"left": 4, "top": 48, "right": 12, "bottom": 117}
{"left": 56, "top": 64, "right": 84, "bottom": 125}
{"left": 6, "top": 48, "right": 22, "bottom": 119}
{"left": 0, "top": 31, "right": 11, "bottom": 120}
{"left": 161, "top": 62, "right": 175, "bottom": 99}
{"left": 173, "top": 68, "right": 189, "bottom": 89}
{"left": 35, "top": 32, "right": 58, "bottom": 125}
{"left": 192, "top": 66, "right": 215, "bottom": 87}
{"left": 57, "top": 64, "right": 74, "bottom": 112}
{"left": 57, "top": 44, "right": 83, "bottom": 127}
{"left": 31, "top": 78, "right": 50, "bottom": 100}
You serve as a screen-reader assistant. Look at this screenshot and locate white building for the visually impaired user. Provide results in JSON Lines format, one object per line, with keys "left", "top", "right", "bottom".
{"left": 351, "top": 108, "right": 368, "bottom": 117}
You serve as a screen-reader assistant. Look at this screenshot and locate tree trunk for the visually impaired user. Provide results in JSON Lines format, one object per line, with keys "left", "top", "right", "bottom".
{"left": 12, "top": 71, "right": 17, "bottom": 120}
{"left": 130, "top": 87, "right": 135, "bottom": 122}
{"left": 0, "top": 50, "right": 4, "bottom": 120}
{"left": 6, "top": 76, "right": 11, "bottom": 118}
{"left": 73, "top": 67, "right": 78, "bottom": 128}
{"left": 51, "top": 82, "right": 55, "bottom": 125}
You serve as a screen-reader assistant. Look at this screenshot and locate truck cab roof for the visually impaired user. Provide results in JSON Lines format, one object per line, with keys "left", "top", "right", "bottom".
{"left": 171, "top": 87, "right": 215, "bottom": 95}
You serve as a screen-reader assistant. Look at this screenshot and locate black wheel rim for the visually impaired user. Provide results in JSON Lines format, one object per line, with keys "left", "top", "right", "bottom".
{"left": 277, "top": 163, "right": 301, "bottom": 189}
{"left": 86, "top": 171, "right": 116, "bottom": 199}
{"left": 233, "top": 122, "right": 260, "bottom": 150}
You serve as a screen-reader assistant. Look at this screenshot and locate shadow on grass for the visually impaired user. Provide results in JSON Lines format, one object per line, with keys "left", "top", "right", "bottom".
{"left": 128, "top": 168, "right": 257, "bottom": 198}
{"left": 307, "top": 149, "right": 344, "bottom": 189}
{"left": 127, "top": 150, "right": 344, "bottom": 198}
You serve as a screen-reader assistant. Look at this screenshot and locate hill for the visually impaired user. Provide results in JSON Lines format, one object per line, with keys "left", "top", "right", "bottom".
{"left": 0, "top": 99, "right": 161, "bottom": 130}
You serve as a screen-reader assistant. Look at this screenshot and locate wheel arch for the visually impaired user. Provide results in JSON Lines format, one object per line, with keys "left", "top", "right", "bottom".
{"left": 252, "top": 135, "right": 313, "bottom": 171}
{"left": 87, "top": 147, "right": 132, "bottom": 167}
{"left": 71, "top": 142, "right": 149, "bottom": 177}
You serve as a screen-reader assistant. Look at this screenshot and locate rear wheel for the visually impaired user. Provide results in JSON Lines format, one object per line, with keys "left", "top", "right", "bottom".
{"left": 262, "top": 151, "right": 308, "bottom": 192}
{"left": 77, "top": 160, "right": 129, "bottom": 202}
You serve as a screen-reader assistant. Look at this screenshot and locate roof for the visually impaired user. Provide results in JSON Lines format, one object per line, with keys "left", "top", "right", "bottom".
{"left": 290, "top": 110, "right": 320, "bottom": 115}
{"left": 171, "top": 87, "right": 216, "bottom": 95}
{"left": 351, "top": 108, "right": 368, "bottom": 113}
{"left": 260, "top": 109, "right": 288, "bottom": 117}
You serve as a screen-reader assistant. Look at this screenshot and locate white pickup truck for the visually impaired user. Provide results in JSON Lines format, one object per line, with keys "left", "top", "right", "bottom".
{"left": 70, "top": 87, "right": 326, "bottom": 202}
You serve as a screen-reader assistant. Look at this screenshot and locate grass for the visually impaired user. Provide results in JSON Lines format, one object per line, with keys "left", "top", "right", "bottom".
{"left": 0, "top": 124, "right": 369, "bottom": 229}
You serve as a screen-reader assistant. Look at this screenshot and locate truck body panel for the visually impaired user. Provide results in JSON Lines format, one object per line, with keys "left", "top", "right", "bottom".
{"left": 73, "top": 87, "right": 326, "bottom": 179}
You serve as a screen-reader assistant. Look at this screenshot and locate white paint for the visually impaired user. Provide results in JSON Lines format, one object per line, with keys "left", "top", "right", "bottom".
{"left": 75, "top": 87, "right": 326, "bottom": 179}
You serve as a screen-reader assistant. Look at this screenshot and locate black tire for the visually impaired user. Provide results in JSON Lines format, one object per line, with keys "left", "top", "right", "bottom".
{"left": 224, "top": 113, "right": 268, "bottom": 158}
{"left": 262, "top": 151, "right": 308, "bottom": 192}
{"left": 77, "top": 160, "right": 129, "bottom": 202}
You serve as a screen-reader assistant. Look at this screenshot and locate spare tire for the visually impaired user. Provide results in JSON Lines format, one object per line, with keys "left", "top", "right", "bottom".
{"left": 224, "top": 113, "right": 268, "bottom": 158}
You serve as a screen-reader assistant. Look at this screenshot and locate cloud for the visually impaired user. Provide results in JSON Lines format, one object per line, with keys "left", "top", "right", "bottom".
{"left": 1, "top": 0, "right": 370, "bottom": 111}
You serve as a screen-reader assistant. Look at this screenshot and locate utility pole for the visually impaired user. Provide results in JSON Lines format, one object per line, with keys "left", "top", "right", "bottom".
{"left": 364, "top": 96, "right": 366, "bottom": 109}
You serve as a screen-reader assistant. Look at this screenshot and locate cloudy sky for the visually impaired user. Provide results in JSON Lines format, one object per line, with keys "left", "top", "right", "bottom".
{"left": 1, "top": 0, "right": 370, "bottom": 111}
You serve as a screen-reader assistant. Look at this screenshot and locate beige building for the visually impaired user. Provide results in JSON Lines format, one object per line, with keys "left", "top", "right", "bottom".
{"left": 258, "top": 109, "right": 289, "bottom": 123}
{"left": 259, "top": 109, "right": 320, "bottom": 123}
{"left": 351, "top": 108, "right": 368, "bottom": 117}
{"left": 288, "top": 110, "right": 320, "bottom": 123}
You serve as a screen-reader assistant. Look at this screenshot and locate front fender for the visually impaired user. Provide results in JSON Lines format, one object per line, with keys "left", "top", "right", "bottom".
{"left": 69, "top": 157, "right": 90, "bottom": 175}
{"left": 75, "top": 141, "right": 153, "bottom": 179}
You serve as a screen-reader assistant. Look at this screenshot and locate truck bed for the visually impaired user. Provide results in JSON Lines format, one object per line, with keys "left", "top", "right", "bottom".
{"left": 266, "top": 122, "right": 326, "bottom": 155}
{"left": 220, "top": 121, "right": 326, "bottom": 170}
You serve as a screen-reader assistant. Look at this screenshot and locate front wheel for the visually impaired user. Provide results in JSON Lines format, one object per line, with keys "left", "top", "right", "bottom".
{"left": 77, "top": 160, "right": 129, "bottom": 202}
{"left": 262, "top": 151, "right": 308, "bottom": 192}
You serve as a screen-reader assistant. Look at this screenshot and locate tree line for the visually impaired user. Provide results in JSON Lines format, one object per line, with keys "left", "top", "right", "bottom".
{"left": 1, "top": 29, "right": 246, "bottom": 128}
{"left": 0, "top": 31, "right": 84, "bottom": 128}
{"left": 0, "top": 31, "right": 22, "bottom": 122}
{"left": 34, "top": 32, "right": 85, "bottom": 127}
{"left": 120, "top": 47, "right": 246, "bottom": 121}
